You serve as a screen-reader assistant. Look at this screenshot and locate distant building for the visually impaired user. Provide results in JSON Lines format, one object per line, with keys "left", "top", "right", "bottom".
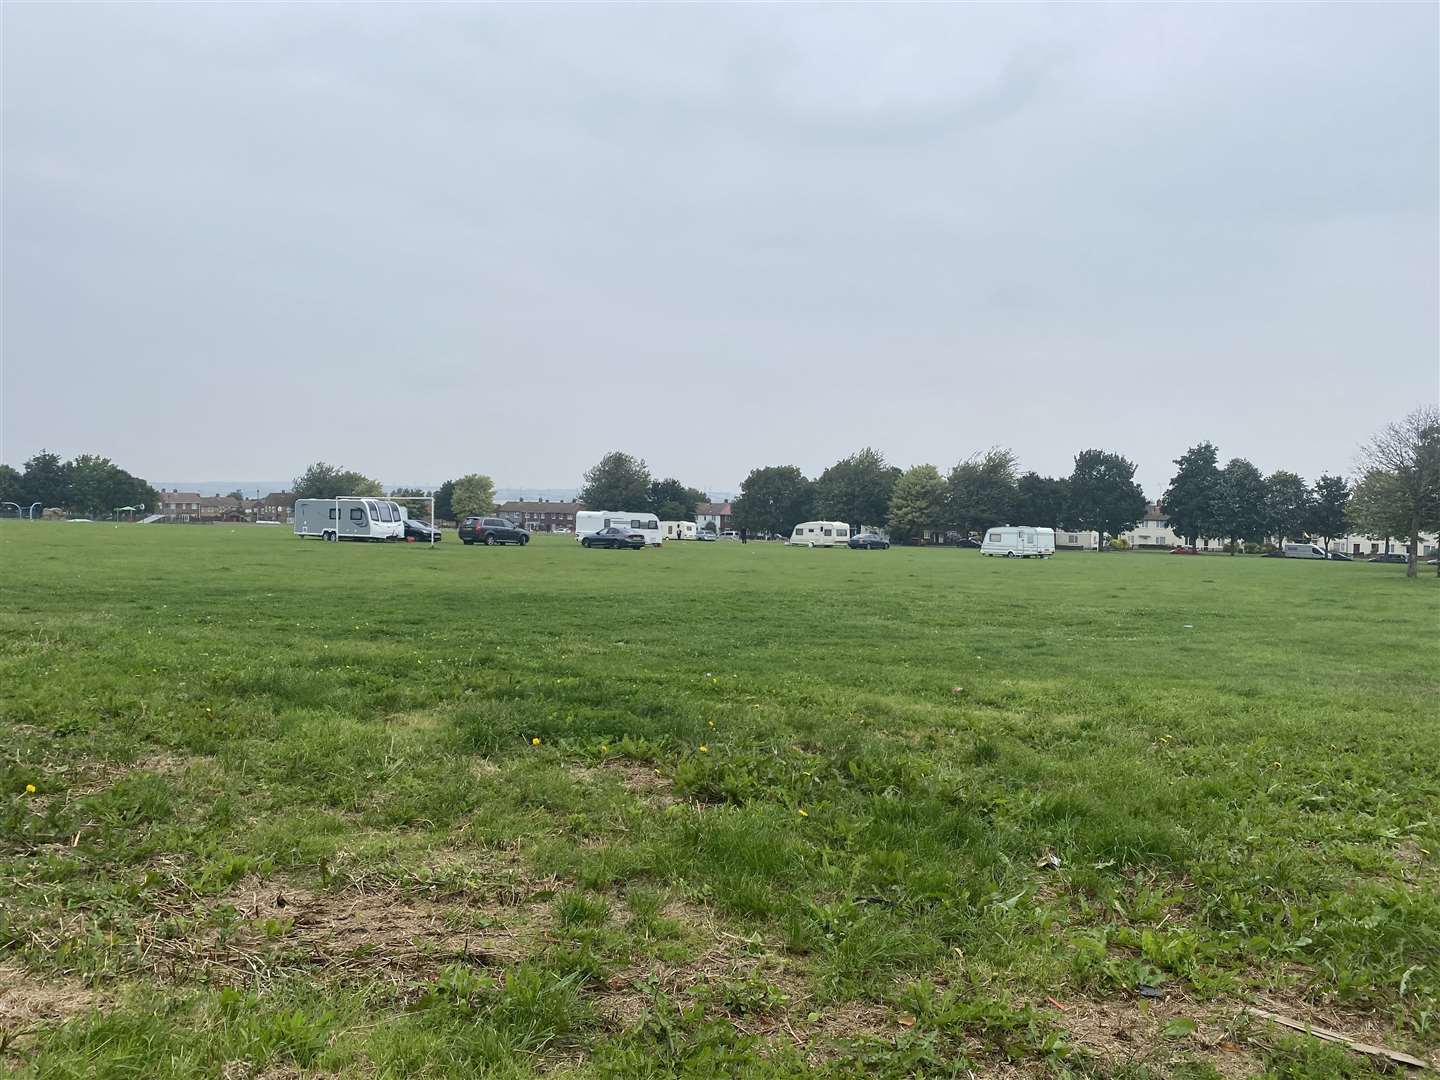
{"left": 495, "top": 499, "right": 582, "bottom": 533}
{"left": 1324, "top": 533, "right": 1436, "bottom": 557}
{"left": 256, "top": 492, "right": 295, "bottom": 522}
{"left": 154, "top": 490, "right": 242, "bottom": 522}
{"left": 155, "top": 490, "right": 205, "bottom": 521}
{"left": 695, "top": 501, "right": 733, "bottom": 532}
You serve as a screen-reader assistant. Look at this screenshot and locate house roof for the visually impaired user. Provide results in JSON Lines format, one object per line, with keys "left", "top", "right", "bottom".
{"left": 158, "top": 490, "right": 204, "bottom": 503}
{"left": 497, "top": 500, "right": 582, "bottom": 514}
{"left": 261, "top": 491, "right": 295, "bottom": 505}
{"left": 696, "top": 502, "right": 732, "bottom": 515}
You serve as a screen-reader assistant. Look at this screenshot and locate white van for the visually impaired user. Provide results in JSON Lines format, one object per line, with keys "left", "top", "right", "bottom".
{"left": 1281, "top": 542, "right": 1329, "bottom": 560}
{"left": 981, "top": 526, "right": 1046, "bottom": 558}
{"left": 575, "top": 510, "right": 663, "bottom": 546}
{"left": 294, "top": 497, "right": 404, "bottom": 542}
{"left": 789, "top": 521, "right": 850, "bottom": 547}
{"left": 662, "top": 520, "right": 697, "bottom": 541}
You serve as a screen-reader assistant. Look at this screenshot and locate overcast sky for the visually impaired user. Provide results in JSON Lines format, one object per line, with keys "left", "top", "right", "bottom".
{"left": 3, "top": 4, "right": 1436, "bottom": 497}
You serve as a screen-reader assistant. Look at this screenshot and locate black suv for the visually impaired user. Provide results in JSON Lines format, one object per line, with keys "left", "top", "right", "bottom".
{"left": 459, "top": 517, "right": 530, "bottom": 546}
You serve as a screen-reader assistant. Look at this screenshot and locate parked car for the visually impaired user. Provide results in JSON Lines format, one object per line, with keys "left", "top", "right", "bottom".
{"left": 718, "top": 530, "right": 739, "bottom": 541}
{"left": 1170, "top": 546, "right": 1200, "bottom": 555}
{"left": 1367, "top": 553, "right": 1408, "bottom": 564}
{"left": 696, "top": 529, "right": 717, "bottom": 542}
{"left": 848, "top": 532, "right": 890, "bottom": 550}
{"left": 957, "top": 537, "right": 982, "bottom": 549}
{"left": 459, "top": 517, "right": 530, "bottom": 546}
{"left": 403, "top": 518, "right": 443, "bottom": 542}
{"left": 1261, "top": 549, "right": 1286, "bottom": 558}
{"left": 1328, "top": 552, "right": 1353, "bottom": 561}
{"left": 580, "top": 526, "right": 646, "bottom": 550}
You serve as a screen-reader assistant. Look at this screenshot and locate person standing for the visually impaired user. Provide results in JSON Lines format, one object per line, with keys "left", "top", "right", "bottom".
{"left": 740, "top": 527, "right": 747, "bottom": 544}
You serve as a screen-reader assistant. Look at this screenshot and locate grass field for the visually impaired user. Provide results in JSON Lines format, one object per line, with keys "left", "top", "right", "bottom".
{"left": 1, "top": 523, "right": 1436, "bottom": 1079}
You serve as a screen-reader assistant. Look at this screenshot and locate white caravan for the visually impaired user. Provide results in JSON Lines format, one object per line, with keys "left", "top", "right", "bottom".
{"left": 1036, "top": 527, "right": 1056, "bottom": 556}
{"left": 662, "top": 520, "right": 697, "bottom": 541}
{"left": 1281, "top": 542, "right": 1329, "bottom": 560}
{"left": 575, "top": 510, "right": 663, "bottom": 546}
{"left": 789, "top": 521, "right": 851, "bottom": 547}
{"left": 981, "top": 526, "right": 1046, "bottom": 558}
{"left": 294, "top": 497, "right": 404, "bottom": 542}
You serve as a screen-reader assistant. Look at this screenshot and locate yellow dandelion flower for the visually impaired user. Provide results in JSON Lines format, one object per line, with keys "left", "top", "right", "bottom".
{"left": 531, "top": 737, "right": 541, "bottom": 746}
{"left": 798, "top": 808, "right": 808, "bottom": 817}
{"left": 699, "top": 745, "right": 708, "bottom": 753}
{"left": 25, "top": 783, "right": 37, "bottom": 795}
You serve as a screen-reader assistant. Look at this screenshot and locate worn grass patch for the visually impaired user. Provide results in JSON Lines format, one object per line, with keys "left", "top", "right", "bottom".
{"left": 1, "top": 523, "right": 1436, "bottom": 1078}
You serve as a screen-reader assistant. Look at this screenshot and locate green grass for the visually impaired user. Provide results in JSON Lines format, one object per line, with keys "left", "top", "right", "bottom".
{"left": 1, "top": 523, "right": 1436, "bottom": 1078}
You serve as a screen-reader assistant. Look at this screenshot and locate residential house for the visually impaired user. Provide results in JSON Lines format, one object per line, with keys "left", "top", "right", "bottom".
{"left": 695, "top": 501, "right": 733, "bottom": 533}
{"left": 153, "top": 490, "right": 243, "bottom": 522}
{"left": 1323, "top": 533, "right": 1437, "bottom": 558}
{"left": 495, "top": 500, "right": 582, "bottom": 533}
{"left": 256, "top": 492, "right": 295, "bottom": 522}
{"left": 155, "top": 490, "right": 205, "bottom": 521}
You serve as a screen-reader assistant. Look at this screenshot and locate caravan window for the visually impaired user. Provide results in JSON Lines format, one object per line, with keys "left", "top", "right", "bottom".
{"left": 376, "top": 502, "right": 393, "bottom": 522}
{"left": 328, "top": 508, "right": 338, "bottom": 520}
{"left": 837, "top": 527, "right": 849, "bottom": 537}
{"left": 822, "top": 528, "right": 832, "bottom": 536}
{"left": 349, "top": 508, "right": 366, "bottom": 524}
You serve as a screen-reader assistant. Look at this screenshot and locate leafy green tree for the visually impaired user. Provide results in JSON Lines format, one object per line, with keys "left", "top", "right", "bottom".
{"left": 1066, "top": 449, "right": 1147, "bottom": 546}
{"left": 20, "top": 450, "right": 71, "bottom": 509}
{"left": 946, "top": 448, "right": 1019, "bottom": 537}
{"left": 1012, "top": 472, "right": 1069, "bottom": 529}
{"left": 887, "top": 464, "right": 947, "bottom": 543}
{"left": 1161, "top": 442, "right": 1221, "bottom": 547}
{"left": 1308, "top": 474, "right": 1350, "bottom": 551}
{"left": 1349, "top": 469, "right": 1406, "bottom": 549}
{"left": 1263, "top": 470, "right": 1311, "bottom": 544}
{"left": 433, "top": 480, "right": 456, "bottom": 522}
{"left": 1214, "top": 458, "right": 1268, "bottom": 554}
{"left": 0, "top": 464, "right": 23, "bottom": 506}
{"left": 815, "top": 448, "right": 901, "bottom": 530}
{"left": 732, "top": 466, "right": 814, "bottom": 537}
{"left": 578, "top": 451, "right": 651, "bottom": 511}
{"left": 292, "top": 462, "right": 384, "bottom": 500}
{"left": 1354, "top": 405, "right": 1440, "bottom": 577}
{"left": 450, "top": 474, "right": 497, "bottom": 520}
{"left": 65, "top": 455, "right": 152, "bottom": 517}
{"left": 648, "top": 478, "right": 706, "bottom": 522}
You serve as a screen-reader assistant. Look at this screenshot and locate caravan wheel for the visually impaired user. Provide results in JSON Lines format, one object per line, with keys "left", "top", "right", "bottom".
{"left": 1006, "top": 551, "right": 1017, "bottom": 558}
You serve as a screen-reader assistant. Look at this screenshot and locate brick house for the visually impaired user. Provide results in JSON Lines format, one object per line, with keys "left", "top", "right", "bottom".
{"left": 495, "top": 500, "right": 582, "bottom": 533}
{"left": 256, "top": 492, "right": 296, "bottom": 522}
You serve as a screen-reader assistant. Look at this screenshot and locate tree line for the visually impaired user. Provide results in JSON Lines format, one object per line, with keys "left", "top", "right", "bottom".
{"left": 726, "top": 446, "right": 1151, "bottom": 544}
{"left": 16, "top": 404, "right": 1431, "bottom": 578}
{"left": 0, "top": 451, "right": 157, "bottom": 517}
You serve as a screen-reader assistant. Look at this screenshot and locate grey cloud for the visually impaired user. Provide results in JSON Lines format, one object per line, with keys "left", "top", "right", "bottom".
{"left": 3, "top": 3, "right": 1435, "bottom": 496}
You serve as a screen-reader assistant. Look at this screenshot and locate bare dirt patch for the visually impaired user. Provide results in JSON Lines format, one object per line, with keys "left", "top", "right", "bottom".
{"left": 0, "top": 963, "right": 102, "bottom": 1035}
{"left": 593, "top": 757, "right": 680, "bottom": 806}
{"left": 590, "top": 896, "right": 900, "bottom": 1060}
{"left": 1049, "top": 994, "right": 1262, "bottom": 1079}
{"left": 29, "top": 752, "right": 191, "bottom": 812}
{"left": 136, "top": 861, "right": 560, "bottom": 987}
